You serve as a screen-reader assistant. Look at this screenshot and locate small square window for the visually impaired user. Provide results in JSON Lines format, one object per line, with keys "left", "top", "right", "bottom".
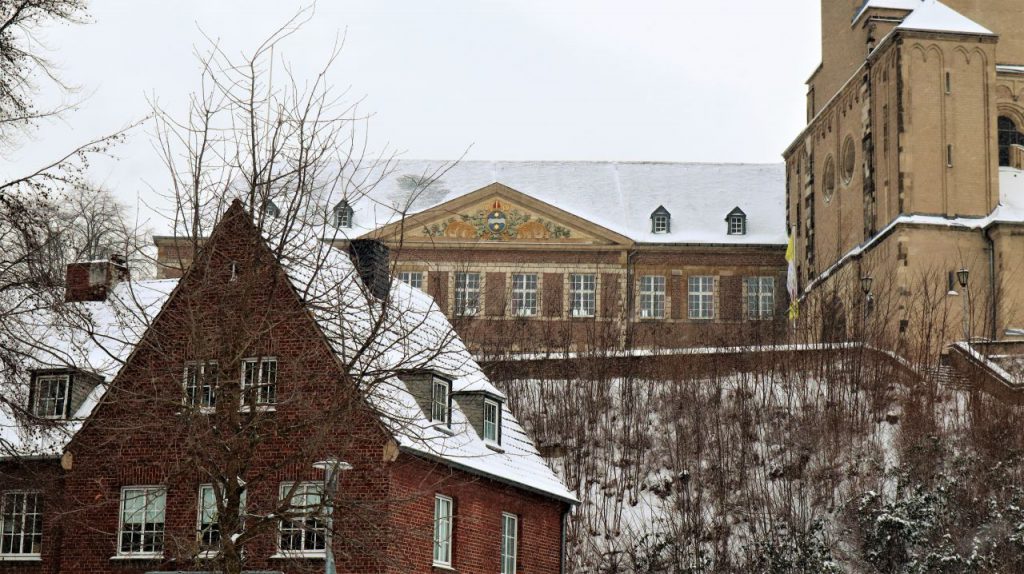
{"left": 652, "top": 215, "right": 669, "bottom": 234}
{"left": 31, "top": 375, "right": 69, "bottom": 419}
{"left": 483, "top": 399, "right": 501, "bottom": 444}
{"left": 728, "top": 215, "right": 746, "bottom": 235}
{"left": 398, "top": 271, "right": 424, "bottom": 290}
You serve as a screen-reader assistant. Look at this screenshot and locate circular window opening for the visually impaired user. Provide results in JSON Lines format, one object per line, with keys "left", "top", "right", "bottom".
{"left": 823, "top": 155, "right": 837, "bottom": 202}
{"left": 841, "top": 136, "right": 856, "bottom": 185}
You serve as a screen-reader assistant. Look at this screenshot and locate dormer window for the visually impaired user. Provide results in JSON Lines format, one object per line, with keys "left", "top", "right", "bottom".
{"left": 726, "top": 207, "right": 747, "bottom": 235}
{"left": 431, "top": 377, "right": 452, "bottom": 427}
{"left": 333, "top": 200, "right": 354, "bottom": 229}
{"left": 650, "top": 206, "right": 671, "bottom": 234}
{"left": 266, "top": 200, "right": 281, "bottom": 218}
{"left": 31, "top": 374, "right": 70, "bottom": 419}
{"left": 483, "top": 398, "right": 501, "bottom": 445}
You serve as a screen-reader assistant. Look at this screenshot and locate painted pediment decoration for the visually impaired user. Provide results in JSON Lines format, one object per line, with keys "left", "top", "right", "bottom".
{"left": 424, "top": 199, "right": 572, "bottom": 241}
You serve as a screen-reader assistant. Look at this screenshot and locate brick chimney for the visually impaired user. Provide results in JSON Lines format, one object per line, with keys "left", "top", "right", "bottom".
{"left": 65, "top": 255, "right": 130, "bottom": 302}
{"left": 347, "top": 239, "right": 391, "bottom": 299}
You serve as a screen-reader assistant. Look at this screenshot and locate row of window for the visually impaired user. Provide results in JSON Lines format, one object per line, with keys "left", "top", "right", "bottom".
{"left": 429, "top": 375, "right": 502, "bottom": 445}
{"left": 433, "top": 494, "right": 518, "bottom": 574}
{"left": 399, "top": 272, "right": 777, "bottom": 320}
{"left": 1, "top": 488, "right": 519, "bottom": 573}
{"left": 183, "top": 357, "right": 278, "bottom": 410}
{"left": 649, "top": 205, "right": 749, "bottom": 236}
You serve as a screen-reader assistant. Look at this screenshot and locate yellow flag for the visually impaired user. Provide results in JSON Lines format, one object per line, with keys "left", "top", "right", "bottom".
{"left": 786, "top": 228, "right": 799, "bottom": 320}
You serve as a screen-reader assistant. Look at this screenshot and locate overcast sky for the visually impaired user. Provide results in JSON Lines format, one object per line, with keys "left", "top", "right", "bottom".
{"left": 2, "top": 0, "right": 821, "bottom": 234}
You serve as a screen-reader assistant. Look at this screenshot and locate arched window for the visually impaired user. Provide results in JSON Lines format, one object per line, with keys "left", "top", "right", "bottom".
{"left": 999, "top": 115, "right": 1024, "bottom": 167}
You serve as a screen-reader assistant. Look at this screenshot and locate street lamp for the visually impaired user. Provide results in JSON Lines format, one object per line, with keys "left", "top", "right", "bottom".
{"left": 313, "top": 458, "right": 352, "bottom": 574}
{"left": 861, "top": 276, "right": 874, "bottom": 319}
{"left": 956, "top": 268, "right": 970, "bottom": 341}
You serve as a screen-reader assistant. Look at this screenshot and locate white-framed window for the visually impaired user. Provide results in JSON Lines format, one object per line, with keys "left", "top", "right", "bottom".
{"left": 241, "top": 357, "right": 277, "bottom": 406}
{"left": 728, "top": 215, "right": 746, "bottom": 235}
{"left": 398, "top": 271, "right": 424, "bottom": 290}
{"left": 511, "top": 273, "right": 538, "bottom": 317}
{"left": 745, "top": 277, "right": 775, "bottom": 320}
{"left": 454, "top": 272, "right": 481, "bottom": 316}
{"left": 433, "top": 495, "right": 453, "bottom": 567}
{"left": 569, "top": 273, "right": 596, "bottom": 318}
{"left": 279, "top": 482, "right": 326, "bottom": 555}
{"left": 197, "top": 485, "right": 220, "bottom": 552}
{"left": 688, "top": 276, "right": 716, "bottom": 320}
{"left": 334, "top": 201, "right": 353, "bottom": 228}
{"left": 638, "top": 276, "right": 666, "bottom": 319}
{"left": 118, "top": 486, "right": 166, "bottom": 557}
{"left": 1, "top": 492, "right": 42, "bottom": 557}
{"left": 431, "top": 378, "right": 451, "bottom": 426}
{"left": 501, "top": 512, "right": 518, "bottom": 574}
{"left": 652, "top": 215, "right": 669, "bottom": 233}
{"left": 483, "top": 399, "right": 500, "bottom": 444}
{"left": 31, "top": 375, "right": 69, "bottom": 419}
{"left": 184, "top": 361, "right": 218, "bottom": 409}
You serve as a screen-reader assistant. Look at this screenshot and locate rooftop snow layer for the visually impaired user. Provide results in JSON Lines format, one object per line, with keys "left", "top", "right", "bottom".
{"left": 333, "top": 160, "right": 786, "bottom": 246}
{"left": 896, "top": 0, "right": 992, "bottom": 35}
{"left": 854, "top": 0, "right": 922, "bottom": 23}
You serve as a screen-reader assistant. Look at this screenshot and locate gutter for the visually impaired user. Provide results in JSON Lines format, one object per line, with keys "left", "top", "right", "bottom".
{"left": 985, "top": 227, "right": 998, "bottom": 340}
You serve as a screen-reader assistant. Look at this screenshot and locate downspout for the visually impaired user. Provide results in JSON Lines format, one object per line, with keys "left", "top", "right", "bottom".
{"left": 985, "top": 226, "right": 998, "bottom": 340}
{"left": 560, "top": 507, "right": 569, "bottom": 574}
{"left": 624, "top": 249, "right": 638, "bottom": 348}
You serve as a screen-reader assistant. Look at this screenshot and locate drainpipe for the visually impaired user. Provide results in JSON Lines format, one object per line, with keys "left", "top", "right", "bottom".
{"left": 624, "top": 249, "right": 638, "bottom": 348}
{"left": 984, "top": 226, "right": 998, "bottom": 340}
{"left": 560, "top": 507, "right": 569, "bottom": 574}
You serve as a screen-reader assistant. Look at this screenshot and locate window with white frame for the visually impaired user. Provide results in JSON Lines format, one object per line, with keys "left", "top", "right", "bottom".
{"left": 744, "top": 277, "right": 775, "bottom": 320}
{"left": 333, "top": 201, "right": 353, "bottom": 228}
{"left": 454, "top": 272, "right": 481, "bottom": 316}
{"left": 511, "top": 273, "right": 538, "bottom": 317}
{"left": 241, "top": 358, "right": 277, "bottom": 406}
{"left": 569, "top": 273, "right": 596, "bottom": 317}
{"left": 118, "top": 487, "right": 166, "bottom": 556}
{"left": 483, "top": 399, "right": 500, "bottom": 444}
{"left": 652, "top": 214, "right": 669, "bottom": 234}
{"left": 728, "top": 215, "right": 746, "bottom": 235}
{"left": 431, "top": 378, "right": 451, "bottom": 426}
{"left": 433, "top": 495, "right": 453, "bottom": 567}
{"left": 197, "top": 485, "right": 220, "bottom": 551}
{"left": 398, "top": 271, "right": 424, "bottom": 290}
{"left": 638, "top": 276, "right": 666, "bottom": 319}
{"left": 688, "top": 276, "right": 716, "bottom": 320}
{"left": 1, "top": 492, "right": 41, "bottom": 557}
{"left": 501, "top": 512, "right": 518, "bottom": 574}
{"left": 279, "top": 482, "right": 326, "bottom": 555}
{"left": 31, "top": 375, "right": 69, "bottom": 419}
{"left": 184, "top": 361, "right": 218, "bottom": 409}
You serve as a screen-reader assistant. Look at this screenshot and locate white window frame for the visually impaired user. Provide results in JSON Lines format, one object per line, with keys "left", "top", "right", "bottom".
{"left": 510, "top": 273, "right": 538, "bottom": 317}
{"left": 688, "top": 276, "right": 716, "bottom": 320}
{"left": 433, "top": 495, "right": 453, "bottom": 568}
{"left": 638, "top": 276, "right": 666, "bottom": 319}
{"left": 728, "top": 215, "right": 745, "bottom": 235}
{"left": 483, "top": 399, "right": 500, "bottom": 444}
{"left": 398, "top": 271, "right": 425, "bottom": 290}
{"left": 431, "top": 378, "right": 451, "bottom": 427}
{"left": 183, "top": 361, "right": 218, "bottom": 411}
{"left": 652, "top": 214, "right": 669, "bottom": 234}
{"left": 501, "top": 512, "right": 518, "bottom": 574}
{"left": 745, "top": 277, "right": 775, "bottom": 320}
{"left": 454, "top": 272, "right": 481, "bottom": 317}
{"left": 569, "top": 273, "right": 597, "bottom": 318}
{"left": 196, "top": 483, "right": 246, "bottom": 558}
{"left": 0, "top": 491, "right": 42, "bottom": 559}
{"left": 31, "top": 375, "right": 69, "bottom": 419}
{"left": 334, "top": 203, "right": 353, "bottom": 228}
{"left": 117, "top": 486, "right": 166, "bottom": 558}
{"left": 277, "top": 482, "right": 327, "bottom": 558}
{"left": 241, "top": 357, "right": 277, "bottom": 408}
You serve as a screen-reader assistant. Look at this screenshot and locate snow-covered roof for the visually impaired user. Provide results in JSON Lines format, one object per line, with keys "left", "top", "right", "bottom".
{"left": 896, "top": 0, "right": 992, "bottom": 35}
{"left": 855, "top": 0, "right": 993, "bottom": 36}
{"left": 0, "top": 278, "right": 177, "bottom": 458}
{"left": 334, "top": 160, "right": 786, "bottom": 246}
{"left": 262, "top": 208, "right": 576, "bottom": 502}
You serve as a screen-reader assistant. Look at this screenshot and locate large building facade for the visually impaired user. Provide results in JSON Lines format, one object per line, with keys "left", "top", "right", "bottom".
{"left": 156, "top": 161, "right": 790, "bottom": 353}
{"left": 786, "top": 0, "right": 1024, "bottom": 347}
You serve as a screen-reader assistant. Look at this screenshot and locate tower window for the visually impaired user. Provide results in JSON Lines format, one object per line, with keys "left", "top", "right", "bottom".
{"left": 650, "top": 206, "right": 671, "bottom": 234}
{"left": 999, "top": 116, "right": 1024, "bottom": 167}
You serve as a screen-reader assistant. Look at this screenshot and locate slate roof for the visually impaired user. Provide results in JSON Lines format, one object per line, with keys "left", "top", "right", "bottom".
{"left": 331, "top": 160, "right": 787, "bottom": 246}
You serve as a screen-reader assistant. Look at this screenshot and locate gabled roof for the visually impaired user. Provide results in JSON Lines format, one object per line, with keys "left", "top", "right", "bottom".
{"left": 896, "top": 0, "right": 993, "bottom": 35}
{"left": 725, "top": 206, "right": 746, "bottom": 220}
{"left": 650, "top": 205, "right": 671, "bottom": 217}
{"left": 853, "top": 0, "right": 921, "bottom": 24}
{"left": 331, "top": 160, "right": 786, "bottom": 246}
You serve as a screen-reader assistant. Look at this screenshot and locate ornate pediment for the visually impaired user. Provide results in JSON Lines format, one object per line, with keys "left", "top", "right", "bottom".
{"left": 368, "top": 183, "right": 631, "bottom": 247}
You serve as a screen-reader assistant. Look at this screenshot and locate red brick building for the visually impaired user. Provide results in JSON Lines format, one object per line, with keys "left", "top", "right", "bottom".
{"left": 0, "top": 201, "right": 573, "bottom": 573}
{"left": 156, "top": 161, "right": 789, "bottom": 353}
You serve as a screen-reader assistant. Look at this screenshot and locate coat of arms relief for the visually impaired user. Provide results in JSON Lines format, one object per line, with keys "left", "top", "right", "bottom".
{"left": 423, "top": 199, "right": 572, "bottom": 240}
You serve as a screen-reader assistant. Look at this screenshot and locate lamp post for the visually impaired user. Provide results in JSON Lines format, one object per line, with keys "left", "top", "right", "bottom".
{"left": 861, "top": 276, "right": 874, "bottom": 326}
{"left": 313, "top": 458, "right": 352, "bottom": 574}
{"left": 956, "top": 268, "right": 970, "bottom": 341}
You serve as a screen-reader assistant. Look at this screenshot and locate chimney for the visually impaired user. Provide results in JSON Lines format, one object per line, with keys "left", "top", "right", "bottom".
{"left": 65, "top": 255, "right": 130, "bottom": 302}
{"left": 347, "top": 239, "right": 391, "bottom": 299}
